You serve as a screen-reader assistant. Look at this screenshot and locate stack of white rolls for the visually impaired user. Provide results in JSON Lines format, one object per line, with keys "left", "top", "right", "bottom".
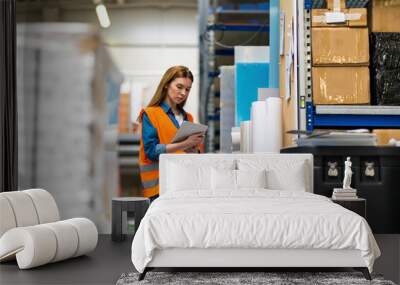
{"left": 250, "top": 97, "right": 282, "bottom": 153}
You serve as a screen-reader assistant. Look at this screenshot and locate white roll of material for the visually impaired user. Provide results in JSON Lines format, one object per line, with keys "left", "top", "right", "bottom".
{"left": 231, "top": 126, "right": 241, "bottom": 146}
{"left": 251, "top": 98, "right": 282, "bottom": 153}
{"left": 265, "top": 97, "right": 282, "bottom": 153}
{"left": 251, "top": 101, "right": 269, "bottom": 153}
{"left": 240, "top": 121, "right": 252, "bottom": 153}
{"left": 231, "top": 127, "right": 241, "bottom": 152}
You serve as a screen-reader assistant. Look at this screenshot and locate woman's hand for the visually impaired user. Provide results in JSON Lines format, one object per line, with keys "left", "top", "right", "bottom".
{"left": 166, "top": 133, "right": 204, "bottom": 153}
{"left": 183, "top": 133, "right": 204, "bottom": 149}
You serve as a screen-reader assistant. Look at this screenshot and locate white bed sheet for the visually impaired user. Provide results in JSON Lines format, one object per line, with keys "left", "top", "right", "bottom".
{"left": 131, "top": 190, "right": 380, "bottom": 273}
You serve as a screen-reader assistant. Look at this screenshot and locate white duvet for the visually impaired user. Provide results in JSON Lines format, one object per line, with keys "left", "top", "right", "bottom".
{"left": 131, "top": 190, "right": 380, "bottom": 273}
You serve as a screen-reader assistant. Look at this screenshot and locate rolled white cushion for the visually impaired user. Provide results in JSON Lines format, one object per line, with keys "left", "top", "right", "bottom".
{"left": 0, "top": 218, "right": 97, "bottom": 269}
{"left": 23, "top": 189, "right": 60, "bottom": 223}
{"left": 42, "top": 221, "right": 78, "bottom": 262}
{"left": 0, "top": 196, "right": 17, "bottom": 237}
{"left": 0, "top": 226, "right": 57, "bottom": 269}
{"left": 1, "top": 192, "right": 39, "bottom": 227}
{"left": 62, "top": 218, "right": 98, "bottom": 257}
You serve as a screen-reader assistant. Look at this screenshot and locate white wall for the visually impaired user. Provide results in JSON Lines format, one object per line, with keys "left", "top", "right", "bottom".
{"left": 62, "top": 6, "right": 200, "bottom": 121}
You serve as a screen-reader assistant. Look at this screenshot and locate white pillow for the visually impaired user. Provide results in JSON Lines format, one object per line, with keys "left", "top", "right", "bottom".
{"left": 236, "top": 169, "right": 267, "bottom": 189}
{"left": 211, "top": 169, "right": 267, "bottom": 190}
{"left": 211, "top": 168, "right": 236, "bottom": 190}
{"left": 167, "top": 159, "right": 236, "bottom": 192}
{"left": 266, "top": 162, "right": 307, "bottom": 191}
{"left": 167, "top": 162, "right": 211, "bottom": 191}
{"left": 237, "top": 158, "right": 308, "bottom": 191}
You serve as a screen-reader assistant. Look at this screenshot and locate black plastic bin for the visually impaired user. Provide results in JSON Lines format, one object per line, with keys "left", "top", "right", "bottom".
{"left": 370, "top": 32, "right": 400, "bottom": 105}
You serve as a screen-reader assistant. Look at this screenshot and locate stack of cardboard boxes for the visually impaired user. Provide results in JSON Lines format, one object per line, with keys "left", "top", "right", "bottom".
{"left": 311, "top": 0, "right": 370, "bottom": 105}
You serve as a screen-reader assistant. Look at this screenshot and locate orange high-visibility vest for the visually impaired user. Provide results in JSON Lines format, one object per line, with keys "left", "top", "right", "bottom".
{"left": 139, "top": 106, "right": 194, "bottom": 198}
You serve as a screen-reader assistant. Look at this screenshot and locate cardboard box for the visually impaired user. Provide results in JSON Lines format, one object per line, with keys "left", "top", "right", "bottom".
{"left": 371, "top": 4, "right": 400, "bottom": 32}
{"left": 347, "top": 8, "right": 368, "bottom": 27}
{"left": 327, "top": 0, "right": 346, "bottom": 11}
{"left": 312, "top": 27, "right": 369, "bottom": 66}
{"left": 373, "top": 129, "right": 400, "bottom": 145}
{"left": 312, "top": 8, "right": 367, "bottom": 27}
{"left": 118, "top": 93, "right": 131, "bottom": 133}
{"left": 312, "top": 67, "right": 370, "bottom": 105}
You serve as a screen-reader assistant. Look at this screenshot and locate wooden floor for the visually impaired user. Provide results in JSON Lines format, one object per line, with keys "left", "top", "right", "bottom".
{"left": 0, "top": 235, "right": 133, "bottom": 285}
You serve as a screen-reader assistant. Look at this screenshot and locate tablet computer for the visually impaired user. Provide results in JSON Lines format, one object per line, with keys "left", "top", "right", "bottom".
{"left": 171, "top": 121, "right": 208, "bottom": 143}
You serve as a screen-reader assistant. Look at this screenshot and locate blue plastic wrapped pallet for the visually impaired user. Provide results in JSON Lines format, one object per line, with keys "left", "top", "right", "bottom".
{"left": 234, "top": 46, "right": 269, "bottom": 125}
{"left": 371, "top": 33, "right": 400, "bottom": 105}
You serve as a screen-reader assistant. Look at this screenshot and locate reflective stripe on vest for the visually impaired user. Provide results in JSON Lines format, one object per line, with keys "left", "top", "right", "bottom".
{"left": 142, "top": 178, "right": 159, "bottom": 189}
{"left": 139, "top": 163, "right": 159, "bottom": 172}
{"left": 139, "top": 106, "right": 193, "bottom": 198}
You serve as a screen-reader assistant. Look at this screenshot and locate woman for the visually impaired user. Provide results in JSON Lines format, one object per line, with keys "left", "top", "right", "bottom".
{"left": 138, "top": 66, "right": 203, "bottom": 202}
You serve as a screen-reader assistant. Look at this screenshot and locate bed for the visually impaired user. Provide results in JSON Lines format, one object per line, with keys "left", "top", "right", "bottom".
{"left": 131, "top": 154, "right": 380, "bottom": 280}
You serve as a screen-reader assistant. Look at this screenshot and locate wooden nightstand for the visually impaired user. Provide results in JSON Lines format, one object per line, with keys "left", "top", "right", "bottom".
{"left": 331, "top": 198, "right": 366, "bottom": 219}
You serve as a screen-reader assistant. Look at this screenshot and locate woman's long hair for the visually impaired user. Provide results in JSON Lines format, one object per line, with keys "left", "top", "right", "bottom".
{"left": 147, "top": 65, "right": 193, "bottom": 109}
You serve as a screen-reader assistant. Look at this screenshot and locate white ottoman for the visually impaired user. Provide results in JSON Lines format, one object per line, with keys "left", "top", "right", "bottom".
{"left": 0, "top": 189, "right": 98, "bottom": 269}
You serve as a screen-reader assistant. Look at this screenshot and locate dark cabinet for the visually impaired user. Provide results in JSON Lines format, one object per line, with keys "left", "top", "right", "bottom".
{"left": 281, "top": 146, "right": 400, "bottom": 234}
{"left": 332, "top": 198, "right": 366, "bottom": 219}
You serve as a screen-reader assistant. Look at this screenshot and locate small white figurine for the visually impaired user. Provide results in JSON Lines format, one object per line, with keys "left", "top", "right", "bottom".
{"left": 343, "top": 157, "right": 353, "bottom": 189}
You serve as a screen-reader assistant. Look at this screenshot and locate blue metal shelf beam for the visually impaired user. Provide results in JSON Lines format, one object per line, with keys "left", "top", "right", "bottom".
{"left": 314, "top": 114, "right": 400, "bottom": 128}
{"left": 306, "top": 103, "right": 400, "bottom": 130}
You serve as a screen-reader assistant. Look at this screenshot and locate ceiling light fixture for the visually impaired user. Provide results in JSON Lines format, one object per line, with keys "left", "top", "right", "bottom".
{"left": 95, "top": 3, "right": 111, "bottom": 28}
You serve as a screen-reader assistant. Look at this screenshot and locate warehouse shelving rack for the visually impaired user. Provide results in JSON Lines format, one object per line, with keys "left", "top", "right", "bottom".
{"left": 298, "top": 0, "right": 400, "bottom": 133}
{"left": 199, "top": 0, "right": 269, "bottom": 152}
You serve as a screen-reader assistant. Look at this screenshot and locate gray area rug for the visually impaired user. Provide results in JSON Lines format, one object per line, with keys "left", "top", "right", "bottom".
{"left": 116, "top": 271, "right": 396, "bottom": 285}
